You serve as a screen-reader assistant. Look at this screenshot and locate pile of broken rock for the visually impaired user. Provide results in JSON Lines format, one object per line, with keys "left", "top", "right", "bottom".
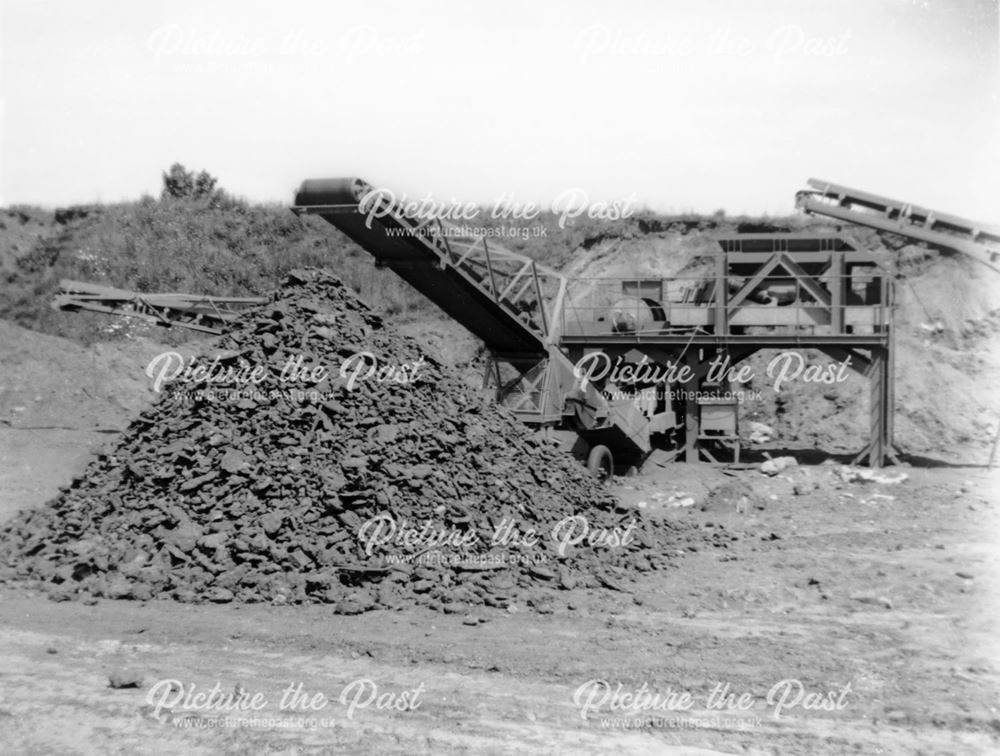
{"left": 0, "top": 269, "right": 724, "bottom": 613}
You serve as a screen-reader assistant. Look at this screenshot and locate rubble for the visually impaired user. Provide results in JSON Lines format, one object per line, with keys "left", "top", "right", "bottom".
{"left": 108, "top": 669, "right": 144, "bottom": 689}
{"left": 0, "top": 269, "right": 719, "bottom": 612}
{"left": 748, "top": 421, "right": 775, "bottom": 444}
{"left": 836, "top": 466, "right": 909, "bottom": 485}
{"left": 637, "top": 492, "right": 696, "bottom": 509}
{"left": 703, "top": 478, "right": 761, "bottom": 513}
{"left": 760, "top": 456, "right": 798, "bottom": 476}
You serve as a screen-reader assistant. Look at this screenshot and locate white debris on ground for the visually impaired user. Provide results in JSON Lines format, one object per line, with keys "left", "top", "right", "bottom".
{"left": 637, "top": 491, "right": 697, "bottom": 509}
{"left": 837, "top": 466, "right": 909, "bottom": 485}
{"left": 748, "top": 421, "right": 776, "bottom": 444}
{"left": 760, "top": 456, "right": 798, "bottom": 476}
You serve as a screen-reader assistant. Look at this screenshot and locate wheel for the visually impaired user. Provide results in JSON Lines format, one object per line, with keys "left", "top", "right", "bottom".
{"left": 586, "top": 445, "right": 614, "bottom": 482}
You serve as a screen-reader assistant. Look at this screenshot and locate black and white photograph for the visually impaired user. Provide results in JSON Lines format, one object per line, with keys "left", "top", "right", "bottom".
{"left": 1, "top": 1, "right": 998, "bottom": 753}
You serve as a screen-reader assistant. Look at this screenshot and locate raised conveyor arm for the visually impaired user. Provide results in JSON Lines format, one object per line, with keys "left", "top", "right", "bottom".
{"left": 293, "top": 177, "right": 652, "bottom": 457}
{"left": 292, "top": 178, "right": 566, "bottom": 357}
{"left": 796, "top": 178, "right": 1000, "bottom": 274}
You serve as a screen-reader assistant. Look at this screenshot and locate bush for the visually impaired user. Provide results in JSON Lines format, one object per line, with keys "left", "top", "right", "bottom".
{"left": 160, "top": 163, "right": 245, "bottom": 210}
{"left": 161, "top": 163, "right": 217, "bottom": 201}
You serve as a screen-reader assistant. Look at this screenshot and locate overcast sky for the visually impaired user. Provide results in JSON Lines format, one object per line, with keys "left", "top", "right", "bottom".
{"left": 2, "top": 0, "right": 997, "bottom": 218}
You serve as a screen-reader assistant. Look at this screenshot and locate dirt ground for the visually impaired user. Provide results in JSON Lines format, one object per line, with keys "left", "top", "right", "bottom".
{"left": 1, "top": 282, "right": 999, "bottom": 754}
{"left": 1, "top": 424, "right": 998, "bottom": 755}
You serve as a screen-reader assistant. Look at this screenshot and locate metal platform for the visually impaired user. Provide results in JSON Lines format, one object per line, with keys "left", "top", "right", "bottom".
{"left": 553, "top": 234, "right": 894, "bottom": 467}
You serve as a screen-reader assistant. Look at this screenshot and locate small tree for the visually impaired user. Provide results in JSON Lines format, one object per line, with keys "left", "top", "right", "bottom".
{"left": 161, "top": 163, "right": 219, "bottom": 200}
{"left": 193, "top": 170, "right": 217, "bottom": 198}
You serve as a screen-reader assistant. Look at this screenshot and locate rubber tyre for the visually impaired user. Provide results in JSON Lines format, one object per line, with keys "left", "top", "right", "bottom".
{"left": 586, "top": 445, "right": 614, "bottom": 482}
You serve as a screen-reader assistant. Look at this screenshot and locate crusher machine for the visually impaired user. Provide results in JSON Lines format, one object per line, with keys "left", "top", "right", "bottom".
{"left": 293, "top": 178, "right": 895, "bottom": 472}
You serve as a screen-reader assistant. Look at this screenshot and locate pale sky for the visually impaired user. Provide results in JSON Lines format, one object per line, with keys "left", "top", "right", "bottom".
{"left": 1, "top": 0, "right": 998, "bottom": 218}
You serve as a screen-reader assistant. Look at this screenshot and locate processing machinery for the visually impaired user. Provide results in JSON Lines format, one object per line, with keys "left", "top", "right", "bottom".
{"left": 292, "top": 178, "right": 894, "bottom": 472}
